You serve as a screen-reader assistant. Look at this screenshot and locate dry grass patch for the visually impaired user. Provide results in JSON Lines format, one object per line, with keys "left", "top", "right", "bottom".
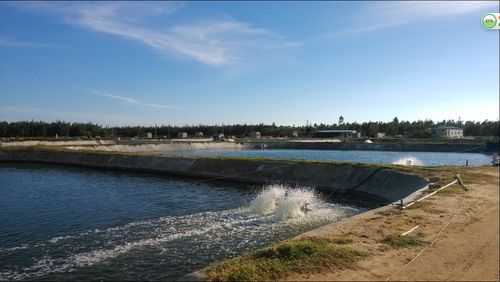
{"left": 206, "top": 238, "right": 367, "bottom": 282}
{"left": 405, "top": 201, "right": 447, "bottom": 214}
{"left": 460, "top": 171, "right": 498, "bottom": 185}
{"left": 376, "top": 208, "right": 402, "bottom": 217}
{"left": 435, "top": 185, "right": 465, "bottom": 196}
{"left": 381, "top": 234, "right": 427, "bottom": 249}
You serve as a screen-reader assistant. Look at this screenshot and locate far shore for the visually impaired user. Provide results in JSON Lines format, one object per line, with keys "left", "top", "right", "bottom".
{"left": 0, "top": 137, "right": 497, "bottom": 153}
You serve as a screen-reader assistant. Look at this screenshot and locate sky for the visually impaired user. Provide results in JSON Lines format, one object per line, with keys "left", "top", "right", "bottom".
{"left": 0, "top": 1, "right": 498, "bottom": 126}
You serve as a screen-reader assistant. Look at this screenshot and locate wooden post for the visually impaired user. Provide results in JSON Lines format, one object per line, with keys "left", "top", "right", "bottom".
{"left": 455, "top": 174, "right": 468, "bottom": 191}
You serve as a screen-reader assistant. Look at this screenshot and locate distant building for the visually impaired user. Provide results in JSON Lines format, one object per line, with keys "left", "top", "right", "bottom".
{"left": 376, "top": 132, "right": 386, "bottom": 139}
{"left": 292, "top": 130, "right": 299, "bottom": 138}
{"left": 146, "top": 132, "right": 153, "bottom": 139}
{"left": 250, "top": 131, "right": 261, "bottom": 139}
{"left": 195, "top": 132, "right": 204, "bottom": 137}
{"left": 314, "top": 130, "right": 357, "bottom": 138}
{"left": 178, "top": 132, "right": 188, "bottom": 138}
{"left": 433, "top": 126, "right": 463, "bottom": 139}
{"left": 213, "top": 133, "right": 225, "bottom": 141}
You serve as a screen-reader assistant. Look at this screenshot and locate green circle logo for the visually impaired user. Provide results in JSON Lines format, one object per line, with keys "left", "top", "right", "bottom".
{"left": 482, "top": 14, "right": 497, "bottom": 29}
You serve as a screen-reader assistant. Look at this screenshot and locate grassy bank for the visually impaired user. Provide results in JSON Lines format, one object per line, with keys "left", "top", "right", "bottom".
{"left": 205, "top": 233, "right": 430, "bottom": 281}
{"left": 206, "top": 238, "right": 367, "bottom": 282}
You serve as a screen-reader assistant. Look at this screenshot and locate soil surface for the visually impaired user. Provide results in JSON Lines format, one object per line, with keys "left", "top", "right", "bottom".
{"left": 291, "top": 166, "right": 499, "bottom": 281}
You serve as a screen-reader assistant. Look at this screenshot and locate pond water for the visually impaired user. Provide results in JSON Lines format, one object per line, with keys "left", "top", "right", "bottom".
{"left": 168, "top": 149, "right": 492, "bottom": 166}
{"left": 0, "top": 163, "right": 360, "bottom": 281}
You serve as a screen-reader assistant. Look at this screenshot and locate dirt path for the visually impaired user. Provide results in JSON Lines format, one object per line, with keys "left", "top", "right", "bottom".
{"left": 392, "top": 205, "right": 498, "bottom": 281}
{"left": 291, "top": 166, "right": 499, "bottom": 281}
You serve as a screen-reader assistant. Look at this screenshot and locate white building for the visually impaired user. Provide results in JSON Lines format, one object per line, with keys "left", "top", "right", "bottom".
{"left": 213, "top": 133, "right": 225, "bottom": 141}
{"left": 250, "top": 131, "right": 261, "bottom": 139}
{"left": 177, "top": 132, "right": 188, "bottom": 138}
{"left": 146, "top": 132, "right": 153, "bottom": 139}
{"left": 433, "top": 127, "right": 463, "bottom": 139}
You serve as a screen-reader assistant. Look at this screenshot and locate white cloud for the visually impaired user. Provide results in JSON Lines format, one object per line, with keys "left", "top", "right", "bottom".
{"left": 0, "top": 37, "right": 52, "bottom": 48}
{"left": 97, "top": 93, "right": 139, "bottom": 104}
{"left": 92, "top": 90, "right": 176, "bottom": 110}
{"left": 13, "top": 2, "right": 296, "bottom": 66}
{"left": 334, "top": 1, "right": 498, "bottom": 35}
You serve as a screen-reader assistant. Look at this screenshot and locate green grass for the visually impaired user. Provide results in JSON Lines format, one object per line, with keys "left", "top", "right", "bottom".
{"left": 381, "top": 234, "right": 427, "bottom": 248}
{"left": 206, "top": 238, "right": 367, "bottom": 282}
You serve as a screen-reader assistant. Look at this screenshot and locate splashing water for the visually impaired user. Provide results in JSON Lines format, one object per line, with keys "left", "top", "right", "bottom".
{"left": 275, "top": 188, "right": 315, "bottom": 220}
{"left": 249, "top": 185, "right": 286, "bottom": 215}
{"left": 0, "top": 184, "right": 360, "bottom": 281}
{"left": 249, "top": 185, "right": 333, "bottom": 221}
{"left": 392, "top": 156, "right": 423, "bottom": 166}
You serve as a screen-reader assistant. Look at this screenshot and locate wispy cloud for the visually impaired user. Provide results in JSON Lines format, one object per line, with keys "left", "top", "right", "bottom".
{"left": 0, "top": 37, "right": 52, "bottom": 48}
{"left": 92, "top": 90, "right": 176, "bottom": 110}
{"left": 12, "top": 2, "right": 297, "bottom": 66}
{"left": 333, "top": 1, "right": 498, "bottom": 36}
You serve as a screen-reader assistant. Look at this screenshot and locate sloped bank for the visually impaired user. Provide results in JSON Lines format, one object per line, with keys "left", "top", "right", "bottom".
{"left": 0, "top": 147, "right": 428, "bottom": 205}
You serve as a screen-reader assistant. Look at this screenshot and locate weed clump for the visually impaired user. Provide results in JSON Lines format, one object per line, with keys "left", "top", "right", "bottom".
{"left": 381, "top": 234, "right": 427, "bottom": 248}
{"left": 206, "top": 238, "right": 366, "bottom": 282}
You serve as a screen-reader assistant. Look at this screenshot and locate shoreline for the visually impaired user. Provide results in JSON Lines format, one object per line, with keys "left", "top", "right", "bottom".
{"left": 202, "top": 165, "right": 499, "bottom": 281}
{"left": 1, "top": 138, "right": 496, "bottom": 153}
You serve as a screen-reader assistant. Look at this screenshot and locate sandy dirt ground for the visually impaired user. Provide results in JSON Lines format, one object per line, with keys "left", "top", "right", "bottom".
{"left": 291, "top": 166, "right": 499, "bottom": 281}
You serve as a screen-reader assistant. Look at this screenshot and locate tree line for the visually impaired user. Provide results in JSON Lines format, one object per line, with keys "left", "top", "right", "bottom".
{"left": 0, "top": 118, "right": 498, "bottom": 139}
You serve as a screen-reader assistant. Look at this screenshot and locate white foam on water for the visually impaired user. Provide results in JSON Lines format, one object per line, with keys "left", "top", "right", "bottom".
{"left": 392, "top": 156, "right": 423, "bottom": 166}
{"left": 0, "top": 185, "right": 359, "bottom": 281}
{"left": 0, "top": 244, "right": 29, "bottom": 253}
{"left": 275, "top": 188, "right": 316, "bottom": 220}
{"left": 249, "top": 185, "right": 286, "bottom": 215}
{"left": 48, "top": 235, "right": 78, "bottom": 244}
{"left": 0, "top": 209, "right": 260, "bottom": 280}
{"left": 69, "top": 214, "right": 266, "bottom": 268}
{"left": 248, "top": 184, "right": 339, "bottom": 221}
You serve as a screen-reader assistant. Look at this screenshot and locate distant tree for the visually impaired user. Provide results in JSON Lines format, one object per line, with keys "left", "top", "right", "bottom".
{"left": 0, "top": 119, "right": 498, "bottom": 139}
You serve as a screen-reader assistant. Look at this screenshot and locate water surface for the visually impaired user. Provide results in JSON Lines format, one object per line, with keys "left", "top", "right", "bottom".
{"left": 0, "top": 163, "right": 359, "bottom": 281}
{"left": 167, "top": 149, "right": 492, "bottom": 166}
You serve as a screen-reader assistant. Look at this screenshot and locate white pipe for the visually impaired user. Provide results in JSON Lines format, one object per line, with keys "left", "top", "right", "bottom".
{"left": 401, "top": 225, "right": 420, "bottom": 236}
{"left": 403, "top": 179, "right": 458, "bottom": 209}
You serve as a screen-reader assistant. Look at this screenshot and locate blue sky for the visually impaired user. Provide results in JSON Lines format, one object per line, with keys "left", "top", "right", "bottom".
{"left": 0, "top": 1, "right": 498, "bottom": 126}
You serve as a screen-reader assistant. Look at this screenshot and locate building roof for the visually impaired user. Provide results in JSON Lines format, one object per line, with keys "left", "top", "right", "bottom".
{"left": 316, "top": 130, "right": 357, "bottom": 133}
{"left": 435, "top": 126, "right": 463, "bottom": 130}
